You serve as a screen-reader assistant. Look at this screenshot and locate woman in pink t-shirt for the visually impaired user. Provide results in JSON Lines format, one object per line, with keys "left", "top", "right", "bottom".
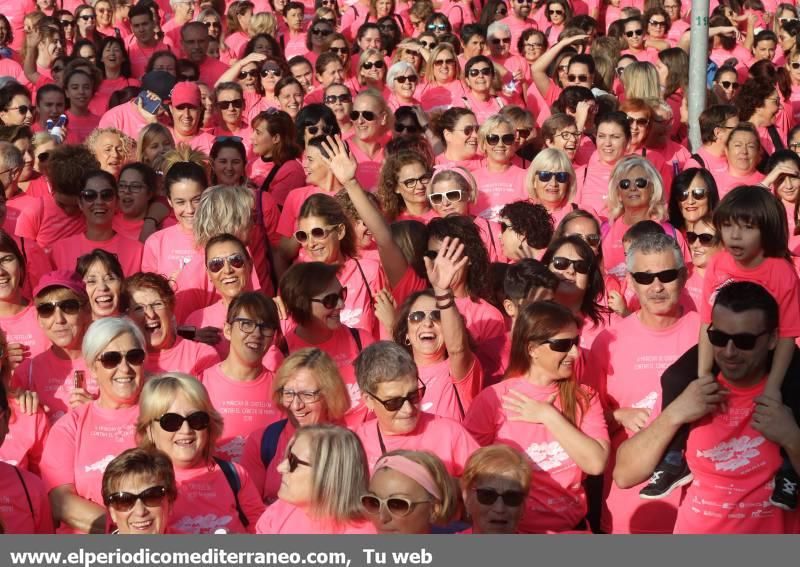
{"left": 40, "top": 317, "right": 147, "bottom": 533}
{"left": 63, "top": 69, "right": 100, "bottom": 142}
{"left": 419, "top": 43, "right": 467, "bottom": 112}
{"left": 736, "top": 78, "right": 787, "bottom": 157}
{"left": 430, "top": 108, "right": 481, "bottom": 169}
{"left": 526, "top": 148, "right": 580, "bottom": 228}
{"left": 666, "top": 168, "right": 721, "bottom": 238}
{"left": 376, "top": 150, "right": 435, "bottom": 223}
{"left": 576, "top": 111, "right": 630, "bottom": 217}
{"left": 256, "top": 424, "right": 376, "bottom": 534}
{"left": 247, "top": 109, "right": 305, "bottom": 205}
{"left": 114, "top": 163, "right": 160, "bottom": 242}
{"left": 136, "top": 373, "right": 265, "bottom": 533}
{"left": 211, "top": 83, "right": 251, "bottom": 143}
{"left": 348, "top": 89, "right": 391, "bottom": 190}
{"left": 386, "top": 61, "right": 421, "bottom": 111}
{"left": 762, "top": 149, "right": 800, "bottom": 252}
{"left": 464, "top": 301, "right": 610, "bottom": 533}
{"left": 459, "top": 56, "right": 504, "bottom": 125}
{"left": 683, "top": 215, "right": 720, "bottom": 308}
{"left": 75, "top": 249, "right": 123, "bottom": 320}
{"left": 716, "top": 123, "right": 766, "bottom": 197}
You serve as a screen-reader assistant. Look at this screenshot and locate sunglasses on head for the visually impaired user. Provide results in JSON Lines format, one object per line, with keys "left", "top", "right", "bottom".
{"left": 491, "top": 37, "right": 512, "bottom": 45}
{"left": 350, "top": 109, "right": 376, "bottom": 121}
{"left": 98, "top": 348, "right": 146, "bottom": 369}
{"left": 287, "top": 450, "right": 311, "bottom": 472}
{"left": 156, "top": 411, "right": 211, "bottom": 432}
{"left": 630, "top": 269, "right": 681, "bottom": 285}
{"left": 618, "top": 177, "right": 649, "bottom": 190}
{"left": 311, "top": 287, "right": 348, "bottom": 309}
{"left": 206, "top": 253, "right": 246, "bottom": 273}
{"left": 325, "top": 93, "right": 352, "bottom": 104}
{"left": 80, "top": 188, "right": 115, "bottom": 202}
{"left": 567, "top": 74, "right": 589, "bottom": 83}
{"left": 719, "top": 80, "right": 739, "bottom": 90}
{"left": 707, "top": 328, "right": 768, "bottom": 350}
{"left": 368, "top": 383, "right": 426, "bottom": 412}
{"left": 625, "top": 29, "right": 643, "bottom": 37}
{"left": 543, "top": 336, "right": 580, "bottom": 352}
{"left": 395, "top": 75, "right": 418, "bottom": 84}
{"left": 36, "top": 299, "right": 83, "bottom": 318}
{"left": 428, "top": 189, "right": 463, "bottom": 205}
{"left": 105, "top": 486, "right": 167, "bottom": 511}
{"left": 395, "top": 123, "right": 421, "bottom": 134}
{"left": 362, "top": 60, "right": 385, "bottom": 70}
{"left": 538, "top": 171, "right": 569, "bottom": 183}
{"left": 473, "top": 487, "right": 525, "bottom": 507}
{"left": 686, "top": 231, "right": 715, "bottom": 245}
{"left": 361, "top": 494, "right": 431, "bottom": 517}
{"left": 294, "top": 224, "right": 342, "bottom": 243}
{"left": 486, "top": 133, "right": 515, "bottom": 146}
{"left": 408, "top": 310, "right": 441, "bottom": 323}
{"left": 217, "top": 99, "right": 243, "bottom": 110}
{"left": 550, "top": 256, "right": 590, "bottom": 273}
{"left": 468, "top": 67, "right": 492, "bottom": 77}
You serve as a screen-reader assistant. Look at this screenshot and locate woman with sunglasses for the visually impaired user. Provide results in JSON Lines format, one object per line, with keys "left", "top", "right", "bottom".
{"left": 461, "top": 56, "right": 504, "bottom": 125}
{"left": 40, "top": 317, "right": 147, "bottom": 533}
{"left": 347, "top": 89, "right": 392, "bottom": 190}
{"left": 255, "top": 424, "right": 374, "bottom": 533}
{"left": 430, "top": 108, "right": 481, "bottom": 169}
{"left": 667, "top": 167, "right": 720, "bottom": 236}
{"left": 472, "top": 114, "right": 526, "bottom": 221}
{"left": 74, "top": 5, "right": 100, "bottom": 44}
{"left": 529, "top": 34, "right": 586, "bottom": 108}
{"left": 210, "top": 82, "right": 250, "bottom": 142}
{"left": 460, "top": 444, "right": 532, "bottom": 534}
{"left": 526, "top": 148, "right": 579, "bottom": 228}
{"left": 619, "top": 99, "right": 671, "bottom": 188}
{"left": 217, "top": 52, "right": 268, "bottom": 116}
{"left": 356, "top": 49, "right": 389, "bottom": 96}
{"left": 324, "top": 83, "right": 356, "bottom": 137}
{"left": 49, "top": 170, "right": 144, "bottom": 277}
{"left": 541, "top": 0, "right": 570, "bottom": 41}
{"left": 304, "top": 17, "right": 335, "bottom": 65}
{"left": 136, "top": 372, "right": 265, "bottom": 533}
{"left": 376, "top": 150, "right": 436, "bottom": 223}
{"left": 711, "top": 65, "right": 740, "bottom": 104}
{"left": 386, "top": 62, "right": 421, "bottom": 112}
{"left": 419, "top": 43, "right": 465, "bottom": 112}
{"left": 363, "top": 449, "right": 458, "bottom": 534}
{"left": 683, "top": 214, "right": 721, "bottom": 310}
{"left": 295, "top": 104, "right": 340, "bottom": 149}
{"left": 620, "top": 16, "right": 660, "bottom": 64}
{"left": 762, "top": 149, "right": 800, "bottom": 251}
{"left": 101, "top": 447, "right": 177, "bottom": 534}
{"left": 464, "top": 300, "right": 609, "bottom": 533}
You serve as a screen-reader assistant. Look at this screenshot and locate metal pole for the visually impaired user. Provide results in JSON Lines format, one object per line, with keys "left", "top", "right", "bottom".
{"left": 688, "top": 0, "right": 710, "bottom": 153}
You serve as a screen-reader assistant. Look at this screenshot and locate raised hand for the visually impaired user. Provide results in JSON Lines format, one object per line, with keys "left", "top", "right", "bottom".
{"left": 424, "top": 236, "right": 468, "bottom": 293}
{"left": 319, "top": 135, "right": 358, "bottom": 186}
{"left": 373, "top": 288, "right": 397, "bottom": 333}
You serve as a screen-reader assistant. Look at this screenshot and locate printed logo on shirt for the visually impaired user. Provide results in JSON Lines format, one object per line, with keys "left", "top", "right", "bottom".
{"left": 339, "top": 307, "right": 364, "bottom": 328}
{"left": 174, "top": 514, "right": 233, "bottom": 534}
{"left": 632, "top": 391, "right": 659, "bottom": 411}
{"left": 218, "top": 436, "right": 246, "bottom": 462}
{"left": 525, "top": 441, "right": 570, "bottom": 471}
{"left": 695, "top": 435, "right": 766, "bottom": 472}
{"left": 346, "top": 383, "right": 362, "bottom": 407}
{"left": 85, "top": 454, "right": 117, "bottom": 474}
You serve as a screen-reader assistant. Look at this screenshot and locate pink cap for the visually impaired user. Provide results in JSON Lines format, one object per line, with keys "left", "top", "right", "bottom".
{"left": 171, "top": 81, "right": 201, "bottom": 107}
{"left": 33, "top": 269, "right": 86, "bottom": 299}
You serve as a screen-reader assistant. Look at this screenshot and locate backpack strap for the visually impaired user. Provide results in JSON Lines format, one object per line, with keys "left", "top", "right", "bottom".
{"left": 348, "top": 326, "right": 363, "bottom": 351}
{"left": 259, "top": 160, "right": 284, "bottom": 194}
{"left": 213, "top": 457, "right": 249, "bottom": 528}
{"left": 767, "top": 125, "right": 786, "bottom": 153}
{"left": 690, "top": 153, "right": 705, "bottom": 169}
{"left": 452, "top": 382, "right": 465, "bottom": 419}
{"left": 259, "top": 418, "right": 289, "bottom": 469}
{"left": 14, "top": 466, "right": 35, "bottom": 523}
{"left": 255, "top": 163, "right": 283, "bottom": 293}
{"left": 483, "top": 217, "right": 498, "bottom": 259}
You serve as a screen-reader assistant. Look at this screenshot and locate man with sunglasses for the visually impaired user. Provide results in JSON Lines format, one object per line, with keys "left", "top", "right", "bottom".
{"left": 615, "top": 281, "right": 800, "bottom": 534}
{"left": 587, "top": 233, "right": 700, "bottom": 533}
{"left": 499, "top": 0, "right": 535, "bottom": 56}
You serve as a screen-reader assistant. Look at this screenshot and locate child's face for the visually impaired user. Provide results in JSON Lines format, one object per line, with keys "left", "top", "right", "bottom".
{"left": 719, "top": 218, "right": 764, "bottom": 268}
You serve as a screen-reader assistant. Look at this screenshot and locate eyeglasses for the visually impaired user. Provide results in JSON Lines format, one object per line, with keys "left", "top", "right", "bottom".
{"left": 550, "top": 256, "right": 590, "bottom": 273}
{"left": 626, "top": 116, "right": 650, "bottom": 127}
{"left": 36, "top": 299, "right": 83, "bottom": 318}
{"left": 361, "top": 60, "right": 385, "bottom": 70}
{"left": 232, "top": 317, "right": 274, "bottom": 336}
{"left": 105, "top": 486, "right": 167, "bottom": 511}
{"left": 543, "top": 337, "right": 580, "bottom": 352}
{"left": 261, "top": 67, "right": 282, "bottom": 77}
{"left": 311, "top": 287, "right": 348, "bottom": 309}
{"left": 434, "top": 58, "right": 456, "bottom": 66}
{"left": 395, "top": 75, "right": 418, "bottom": 84}
{"left": 287, "top": 450, "right": 312, "bottom": 472}
{"left": 686, "top": 231, "right": 714, "bottom": 245}
{"left": 361, "top": 494, "right": 431, "bottom": 517}
{"left": 408, "top": 310, "right": 441, "bottom": 323}
{"left": 516, "top": 128, "right": 532, "bottom": 139}
{"left": 625, "top": 29, "right": 644, "bottom": 37}
{"left": 537, "top": 171, "right": 569, "bottom": 183}
{"left": 648, "top": 19, "right": 667, "bottom": 27}
{"left": 5, "top": 104, "right": 32, "bottom": 116}
{"left": 156, "top": 411, "right": 211, "bottom": 432}
{"left": 395, "top": 123, "right": 421, "bottom": 134}
{"left": 485, "top": 133, "right": 515, "bottom": 146}
{"left": 294, "top": 224, "right": 342, "bottom": 242}
{"left": 129, "top": 301, "right": 167, "bottom": 316}
{"left": 557, "top": 130, "right": 581, "bottom": 140}
{"left": 367, "top": 383, "right": 426, "bottom": 412}
{"left": 427, "top": 23, "right": 447, "bottom": 31}
{"left": 428, "top": 189, "right": 463, "bottom": 205}
{"left": 491, "top": 37, "right": 512, "bottom": 45}
{"left": 618, "top": 177, "right": 649, "bottom": 190}
{"left": 98, "top": 348, "right": 146, "bottom": 369}
{"left": 118, "top": 182, "right": 147, "bottom": 194}
{"left": 324, "top": 94, "right": 352, "bottom": 104}
{"left": 707, "top": 328, "right": 769, "bottom": 350}
{"left": 548, "top": 9, "right": 564, "bottom": 15}
{"left": 306, "top": 124, "right": 334, "bottom": 136}
{"left": 468, "top": 67, "right": 492, "bottom": 77}
{"left": 400, "top": 172, "right": 432, "bottom": 189}
{"left": 567, "top": 74, "right": 589, "bottom": 83}
{"left": 677, "top": 187, "right": 708, "bottom": 201}
{"left": 630, "top": 269, "right": 681, "bottom": 285}
{"left": 206, "top": 253, "right": 246, "bottom": 273}
{"left": 217, "top": 99, "right": 244, "bottom": 110}
{"left": 473, "top": 487, "right": 525, "bottom": 507}
{"left": 311, "top": 27, "right": 332, "bottom": 36}
{"left": 280, "top": 389, "right": 322, "bottom": 404}
{"left": 718, "top": 80, "right": 740, "bottom": 90}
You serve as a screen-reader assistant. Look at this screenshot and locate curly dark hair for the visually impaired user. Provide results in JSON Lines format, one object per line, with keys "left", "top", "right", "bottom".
{"left": 733, "top": 79, "right": 778, "bottom": 123}
{"left": 392, "top": 288, "right": 477, "bottom": 354}
{"left": 499, "top": 201, "right": 554, "bottom": 249}
{"left": 46, "top": 145, "right": 101, "bottom": 196}
{"left": 376, "top": 150, "right": 432, "bottom": 222}
{"left": 427, "top": 215, "right": 490, "bottom": 301}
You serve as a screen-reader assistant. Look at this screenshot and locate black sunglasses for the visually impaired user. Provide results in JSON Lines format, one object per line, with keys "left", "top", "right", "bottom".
{"left": 217, "top": 99, "right": 243, "bottom": 110}
{"left": 538, "top": 171, "right": 569, "bottom": 183}
{"left": 324, "top": 94, "right": 352, "bottom": 103}
{"left": 156, "top": 411, "right": 211, "bottom": 432}
{"left": 491, "top": 37, "right": 512, "bottom": 45}
{"left": 618, "top": 177, "right": 649, "bottom": 190}
{"left": 543, "top": 337, "right": 580, "bottom": 352}
{"left": 261, "top": 67, "right": 282, "bottom": 77}
{"left": 395, "top": 123, "right": 421, "bottom": 134}
{"left": 36, "top": 299, "right": 83, "bottom": 318}
{"left": 330, "top": 47, "right": 349, "bottom": 55}
{"left": 105, "top": 486, "right": 167, "bottom": 511}
{"left": 573, "top": 233, "right": 600, "bottom": 247}
{"left": 207, "top": 253, "right": 246, "bottom": 273}
{"left": 362, "top": 60, "right": 385, "bottom": 70}
{"left": 311, "top": 27, "right": 332, "bottom": 36}
{"left": 707, "top": 328, "right": 768, "bottom": 350}
{"left": 288, "top": 450, "right": 312, "bottom": 472}
{"left": 677, "top": 187, "right": 708, "bottom": 201}
{"left": 350, "top": 110, "right": 376, "bottom": 121}
{"left": 468, "top": 67, "right": 492, "bottom": 77}
{"left": 37, "top": 151, "right": 50, "bottom": 163}
{"left": 718, "top": 80, "right": 740, "bottom": 90}
{"left": 98, "top": 348, "right": 146, "bottom": 369}
{"left": 686, "top": 232, "right": 715, "bottom": 245}
{"left": 550, "top": 256, "right": 590, "bottom": 274}
{"left": 367, "top": 383, "right": 426, "bottom": 411}
{"left": 395, "top": 75, "right": 418, "bottom": 84}
{"left": 625, "top": 29, "right": 643, "bottom": 37}
{"left": 306, "top": 124, "right": 334, "bottom": 135}
{"left": 630, "top": 269, "right": 681, "bottom": 285}
{"left": 567, "top": 74, "right": 589, "bottom": 83}
{"left": 473, "top": 487, "right": 525, "bottom": 507}
{"left": 80, "top": 188, "right": 115, "bottom": 202}
{"left": 311, "top": 287, "right": 348, "bottom": 309}
{"left": 486, "top": 133, "right": 515, "bottom": 146}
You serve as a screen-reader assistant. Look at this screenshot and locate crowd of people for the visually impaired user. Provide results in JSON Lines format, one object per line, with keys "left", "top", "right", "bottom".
{"left": 0, "top": 0, "right": 799, "bottom": 536}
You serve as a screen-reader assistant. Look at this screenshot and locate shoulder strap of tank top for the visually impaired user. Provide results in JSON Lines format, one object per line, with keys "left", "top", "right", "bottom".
{"left": 767, "top": 125, "right": 786, "bottom": 152}
{"left": 484, "top": 217, "right": 498, "bottom": 258}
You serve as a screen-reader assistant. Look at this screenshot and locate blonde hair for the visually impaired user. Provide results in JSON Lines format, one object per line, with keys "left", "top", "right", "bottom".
{"left": 192, "top": 184, "right": 254, "bottom": 248}
{"left": 423, "top": 43, "right": 460, "bottom": 84}
{"left": 460, "top": 444, "right": 532, "bottom": 492}
{"left": 271, "top": 348, "right": 350, "bottom": 421}
{"left": 249, "top": 12, "right": 277, "bottom": 36}
{"left": 526, "top": 148, "right": 577, "bottom": 205}
{"left": 621, "top": 61, "right": 661, "bottom": 100}
{"left": 85, "top": 127, "right": 136, "bottom": 162}
{"left": 136, "top": 123, "right": 175, "bottom": 164}
{"left": 31, "top": 131, "right": 57, "bottom": 151}
{"left": 606, "top": 155, "right": 666, "bottom": 221}
{"left": 477, "top": 114, "right": 514, "bottom": 150}
{"left": 136, "top": 373, "right": 225, "bottom": 464}
{"left": 354, "top": 87, "right": 393, "bottom": 130}
{"left": 429, "top": 167, "right": 478, "bottom": 204}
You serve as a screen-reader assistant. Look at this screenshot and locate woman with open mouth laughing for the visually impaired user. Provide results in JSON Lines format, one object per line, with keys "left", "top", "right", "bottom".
{"left": 76, "top": 249, "right": 123, "bottom": 320}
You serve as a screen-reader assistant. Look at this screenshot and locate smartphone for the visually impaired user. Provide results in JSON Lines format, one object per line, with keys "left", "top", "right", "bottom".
{"left": 136, "top": 92, "right": 163, "bottom": 116}
{"left": 73, "top": 370, "right": 85, "bottom": 389}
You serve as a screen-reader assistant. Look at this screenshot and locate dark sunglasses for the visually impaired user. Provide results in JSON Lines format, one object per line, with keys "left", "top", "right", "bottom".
{"left": 60, "top": 19, "right": 76, "bottom": 27}
{"left": 707, "top": 328, "right": 768, "bottom": 350}
{"left": 538, "top": 171, "right": 569, "bottom": 183}
{"left": 550, "top": 256, "right": 590, "bottom": 274}
{"left": 306, "top": 124, "right": 334, "bottom": 135}
{"left": 456, "top": 125, "right": 478, "bottom": 136}
{"left": 630, "top": 269, "right": 681, "bottom": 285}
{"left": 330, "top": 47, "right": 349, "bottom": 55}
{"left": 548, "top": 8, "right": 564, "bottom": 15}
{"left": 516, "top": 128, "right": 532, "bottom": 139}
{"left": 496, "top": 7, "right": 508, "bottom": 15}
{"left": 567, "top": 74, "right": 589, "bottom": 83}
{"left": 311, "top": 27, "right": 332, "bottom": 36}
{"left": 80, "top": 188, "right": 115, "bottom": 202}
{"left": 626, "top": 116, "right": 650, "bottom": 127}
{"left": 156, "top": 411, "right": 211, "bottom": 432}
{"left": 648, "top": 19, "right": 667, "bottom": 27}
{"left": 311, "top": 287, "right": 348, "bottom": 309}
{"left": 427, "top": 23, "right": 447, "bottom": 31}
{"left": 206, "top": 253, "right": 246, "bottom": 273}
{"left": 324, "top": 94, "right": 352, "bottom": 104}
{"left": 36, "top": 299, "right": 83, "bottom": 318}
{"left": 7, "top": 105, "right": 33, "bottom": 115}
{"left": 428, "top": 189, "right": 463, "bottom": 205}
{"left": 395, "top": 123, "right": 421, "bottom": 134}
{"left": 80, "top": 14, "right": 96, "bottom": 20}
{"left": 294, "top": 224, "right": 341, "bottom": 242}
{"left": 362, "top": 60, "right": 385, "bottom": 70}
{"left": 468, "top": 67, "right": 492, "bottom": 77}
{"left": 361, "top": 494, "right": 430, "bottom": 517}
{"left": 261, "top": 67, "right": 282, "bottom": 77}
{"left": 677, "top": 187, "right": 708, "bottom": 201}
{"left": 491, "top": 37, "right": 512, "bottom": 45}
{"left": 791, "top": 62, "right": 800, "bottom": 70}
{"left": 486, "top": 133, "right": 515, "bottom": 146}
{"left": 98, "top": 348, "right": 146, "bottom": 369}
{"left": 719, "top": 80, "right": 740, "bottom": 90}
{"left": 573, "top": 233, "right": 601, "bottom": 247}
{"left": 686, "top": 232, "right": 715, "bottom": 245}
{"left": 408, "top": 310, "right": 441, "bottom": 323}
{"left": 473, "top": 487, "right": 525, "bottom": 507}
{"left": 217, "top": 99, "right": 244, "bottom": 110}
{"left": 543, "top": 337, "right": 580, "bottom": 352}
{"left": 105, "top": 486, "right": 167, "bottom": 511}
{"left": 618, "top": 177, "right": 649, "bottom": 190}
{"left": 395, "top": 75, "right": 418, "bottom": 84}
{"left": 625, "top": 29, "right": 643, "bottom": 37}
{"left": 419, "top": 40, "right": 437, "bottom": 48}
{"left": 288, "top": 450, "right": 311, "bottom": 472}
{"left": 367, "top": 383, "right": 426, "bottom": 412}
{"left": 434, "top": 58, "right": 456, "bottom": 66}
{"left": 350, "top": 110, "right": 376, "bottom": 121}
{"left": 37, "top": 151, "right": 50, "bottom": 163}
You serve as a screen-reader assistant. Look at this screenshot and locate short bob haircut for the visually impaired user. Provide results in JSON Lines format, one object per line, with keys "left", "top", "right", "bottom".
{"left": 297, "top": 193, "right": 358, "bottom": 259}
{"left": 372, "top": 449, "right": 459, "bottom": 526}
{"left": 122, "top": 272, "right": 176, "bottom": 313}
{"left": 82, "top": 316, "right": 147, "bottom": 365}
{"left": 286, "top": 424, "right": 369, "bottom": 523}
{"left": 76, "top": 248, "right": 125, "bottom": 283}
{"left": 102, "top": 448, "right": 178, "bottom": 507}
{"left": 136, "top": 373, "right": 225, "bottom": 464}
{"left": 193, "top": 185, "right": 255, "bottom": 248}
{"left": 271, "top": 348, "right": 350, "bottom": 420}
{"left": 279, "top": 262, "right": 340, "bottom": 326}
{"left": 226, "top": 291, "right": 280, "bottom": 330}
{"left": 477, "top": 114, "right": 514, "bottom": 150}
{"left": 460, "top": 444, "right": 532, "bottom": 493}
{"left": 355, "top": 340, "right": 418, "bottom": 394}
{"left": 667, "top": 168, "right": 720, "bottom": 230}
{"left": 606, "top": 155, "right": 666, "bottom": 222}
{"left": 526, "top": 148, "right": 577, "bottom": 205}
{"left": 713, "top": 185, "right": 790, "bottom": 260}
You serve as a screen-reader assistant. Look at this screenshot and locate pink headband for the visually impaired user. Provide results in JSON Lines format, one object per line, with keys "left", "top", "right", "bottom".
{"left": 375, "top": 455, "right": 442, "bottom": 501}
{"left": 431, "top": 164, "right": 475, "bottom": 190}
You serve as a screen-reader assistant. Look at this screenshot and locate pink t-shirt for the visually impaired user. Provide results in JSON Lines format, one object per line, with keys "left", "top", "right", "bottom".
{"left": 142, "top": 224, "right": 197, "bottom": 282}
{"left": 418, "top": 357, "right": 482, "bottom": 422}
{"left": 589, "top": 310, "right": 700, "bottom": 534}
{"left": 575, "top": 152, "right": 617, "bottom": 219}
{"left": 419, "top": 80, "right": 468, "bottom": 112}
{"left": 464, "top": 376, "right": 609, "bottom": 533}
{"left": 40, "top": 402, "right": 139, "bottom": 533}
{"left": 276, "top": 185, "right": 326, "bottom": 238}
{"left": 112, "top": 214, "right": 145, "bottom": 241}
{"left": 89, "top": 76, "right": 140, "bottom": 117}
{"left": 169, "top": 461, "right": 265, "bottom": 534}
{"left": 144, "top": 337, "right": 221, "bottom": 376}
{"left": 50, "top": 233, "right": 143, "bottom": 277}
{"left": 471, "top": 164, "right": 528, "bottom": 221}
{"left": 256, "top": 498, "right": 377, "bottom": 534}
{"left": 65, "top": 111, "right": 101, "bottom": 143}
{"left": 336, "top": 256, "right": 386, "bottom": 335}
{"left": 0, "top": 304, "right": 49, "bottom": 357}
{"left": 498, "top": 15, "right": 537, "bottom": 55}
{"left": 600, "top": 217, "right": 690, "bottom": 278}
{"left": 14, "top": 196, "right": 85, "bottom": 252}
{"left": 198, "top": 57, "right": 229, "bottom": 87}
{"left": 355, "top": 412, "right": 479, "bottom": 476}
{"left": 713, "top": 167, "right": 764, "bottom": 199}
{"left": 348, "top": 136, "right": 387, "bottom": 192}
{"left": 0, "top": 398, "right": 50, "bottom": 475}
{"left": 685, "top": 146, "right": 729, "bottom": 176}
{"left": 248, "top": 159, "right": 306, "bottom": 207}
{"left": 459, "top": 92, "right": 505, "bottom": 125}
{"left": 0, "top": 461, "right": 54, "bottom": 534}
{"left": 127, "top": 39, "right": 173, "bottom": 78}
{"left": 701, "top": 251, "right": 800, "bottom": 338}
{"left": 185, "top": 300, "right": 229, "bottom": 358}
{"left": 98, "top": 100, "right": 152, "bottom": 141}
{"left": 454, "top": 296, "right": 507, "bottom": 383}
{"left": 199, "top": 363, "right": 282, "bottom": 463}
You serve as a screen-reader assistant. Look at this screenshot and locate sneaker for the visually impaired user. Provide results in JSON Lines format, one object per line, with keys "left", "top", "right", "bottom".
{"left": 639, "top": 462, "right": 693, "bottom": 500}
{"left": 769, "top": 474, "right": 798, "bottom": 511}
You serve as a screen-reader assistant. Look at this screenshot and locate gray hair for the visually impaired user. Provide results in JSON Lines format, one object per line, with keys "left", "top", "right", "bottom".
{"left": 355, "top": 341, "right": 418, "bottom": 393}
{"left": 386, "top": 61, "right": 418, "bottom": 88}
{"left": 82, "top": 317, "right": 147, "bottom": 364}
{"left": 0, "top": 142, "right": 22, "bottom": 171}
{"left": 625, "top": 231, "right": 685, "bottom": 274}
{"left": 486, "top": 21, "right": 511, "bottom": 40}
{"left": 607, "top": 155, "right": 666, "bottom": 222}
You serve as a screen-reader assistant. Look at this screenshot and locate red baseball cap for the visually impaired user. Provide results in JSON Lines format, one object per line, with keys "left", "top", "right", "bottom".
{"left": 33, "top": 270, "right": 87, "bottom": 299}
{"left": 171, "top": 81, "right": 201, "bottom": 107}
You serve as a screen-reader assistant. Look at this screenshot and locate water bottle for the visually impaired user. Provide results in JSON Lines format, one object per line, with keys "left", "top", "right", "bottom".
{"left": 50, "top": 114, "right": 68, "bottom": 143}
{"left": 503, "top": 78, "right": 518, "bottom": 97}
